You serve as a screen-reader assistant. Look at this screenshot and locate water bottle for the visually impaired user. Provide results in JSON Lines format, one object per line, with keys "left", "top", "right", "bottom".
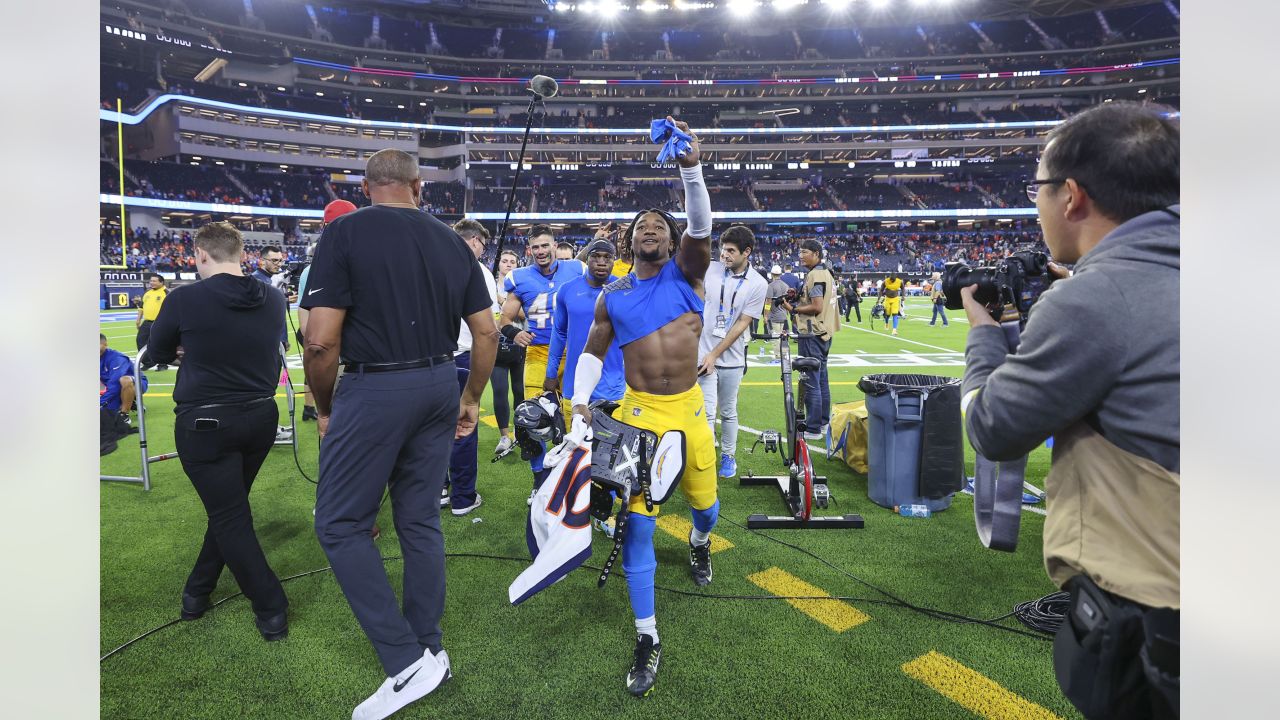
{"left": 895, "top": 504, "right": 931, "bottom": 518}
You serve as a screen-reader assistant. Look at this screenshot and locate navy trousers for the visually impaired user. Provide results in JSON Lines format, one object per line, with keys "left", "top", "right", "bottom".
{"left": 314, "top": 363, "right": 457, "bottom": 677}
{"left": 797, "top": 335, "right": 832, "bottom": 433}
{"left": 448, "top": 352, "right": 478, "bottom": 506}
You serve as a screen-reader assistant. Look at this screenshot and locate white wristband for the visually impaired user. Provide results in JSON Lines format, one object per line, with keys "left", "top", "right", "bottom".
{"left": 572, "top": 353, "right": 604, "bottom": 407}
{"left": 680, "top": 164, "right": 711, "bottom": 239}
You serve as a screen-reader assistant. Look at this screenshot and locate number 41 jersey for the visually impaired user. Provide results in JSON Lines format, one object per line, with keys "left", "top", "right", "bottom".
{"left": 503, "top": 260, "right": 585, "bottom": 347}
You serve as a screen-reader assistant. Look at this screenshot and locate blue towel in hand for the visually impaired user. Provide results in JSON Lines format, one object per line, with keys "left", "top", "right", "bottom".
{"left": 650, "top": 118, "right": 693, "bottom": 164}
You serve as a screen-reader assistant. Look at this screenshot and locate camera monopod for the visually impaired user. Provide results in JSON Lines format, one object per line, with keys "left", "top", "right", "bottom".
{"left": 971, "top": 305, "right": 1030, "bottom": 552}
{"left": 490, "top": 74, "right": 558, "bottom": 276}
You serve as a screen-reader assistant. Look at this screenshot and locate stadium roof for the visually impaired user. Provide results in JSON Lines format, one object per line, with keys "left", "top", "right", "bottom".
{"left": 374, "top": 0, "right": 1166, "bottom": 21}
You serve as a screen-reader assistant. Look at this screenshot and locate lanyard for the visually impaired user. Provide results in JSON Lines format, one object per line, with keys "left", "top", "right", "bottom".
{"left": 718, "top": 267, "right": 748, "bottom": 316}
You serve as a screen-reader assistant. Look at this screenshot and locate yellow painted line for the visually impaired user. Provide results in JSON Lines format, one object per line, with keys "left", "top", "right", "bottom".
{"left": 480, "top": 414, "right": 498, "bottom": 428}
{"left": 654, "top": 515, "right": 734, "bottom": 554}
{"left": 901, "top": 651, "right": 1063, "bottom": 720}
{"left": 745, "top": 567, "right": 869, "bottom": 632}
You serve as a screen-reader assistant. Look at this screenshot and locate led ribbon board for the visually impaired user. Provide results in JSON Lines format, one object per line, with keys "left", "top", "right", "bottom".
{"left": 292, "top": 56, "right": 1179, "bottom": 88}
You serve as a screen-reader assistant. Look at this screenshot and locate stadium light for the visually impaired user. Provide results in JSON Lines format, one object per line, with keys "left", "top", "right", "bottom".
{"left": 728, "top": 0, "right": 759, "bottom": 17}
{"left": 315, "top": 91, "right": 324, "bottom": 96}
{"left": 822, "top": 0, "right": 853, "bottom": 8}
{"left": 870, "top": 0, "right": 891, "bottom": 8}
{"left": 773, "top": 0, "right": 806, "bottom": 11}
{"left": 638, "top": 0, "right": 663, "bottom": 11}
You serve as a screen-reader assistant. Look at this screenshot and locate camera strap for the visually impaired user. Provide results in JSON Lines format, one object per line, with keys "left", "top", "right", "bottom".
{"left": 973, "top": 318, "right": 1028, "bottom": 552}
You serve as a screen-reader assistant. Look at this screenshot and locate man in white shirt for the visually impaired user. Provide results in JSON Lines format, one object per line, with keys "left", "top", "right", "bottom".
{"left": 446, "top": 219, "right": 499, "bottom": 515}
{"left": 697, "top": 225, "right": 768, "bottom": 478}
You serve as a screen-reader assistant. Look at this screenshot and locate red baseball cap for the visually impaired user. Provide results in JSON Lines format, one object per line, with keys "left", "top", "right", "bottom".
{"left": 323, "top": 199, "right": 358, "bottom": 224}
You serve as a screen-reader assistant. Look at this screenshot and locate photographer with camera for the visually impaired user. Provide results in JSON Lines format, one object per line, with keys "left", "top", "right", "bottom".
{"left": 955, "top": 103, "right": 1179, "bottom": 720}
{"left": 780, "top": 239, "right": 840, "bottom": 440}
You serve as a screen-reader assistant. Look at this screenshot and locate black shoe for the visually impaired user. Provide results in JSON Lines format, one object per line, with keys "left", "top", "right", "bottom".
{"left": 255, "top": 611, "right": 288, "bottom": 642}
{"left": 301, "top": 406, "right": 318, "bottom": 421}
{"left": 156, "top": 364, "right": 169, "bottom": 371}
{"left": 689, "top": 539, "right": 713, "bottom": 587}
{"left": 626, "top": 634, "right": 661, "bottom": 698}
{"left": 180, "top": 592, "right": 211, "bottom": 621}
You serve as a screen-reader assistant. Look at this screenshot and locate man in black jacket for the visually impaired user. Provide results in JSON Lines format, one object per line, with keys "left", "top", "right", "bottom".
{"left": 145, "top": 221, "right": 290, "bottom": 642}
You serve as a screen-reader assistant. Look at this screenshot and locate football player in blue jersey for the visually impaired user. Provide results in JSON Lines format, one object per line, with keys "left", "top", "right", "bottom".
{"left": 571, "top": 116, "right": 716, "bottom": 698}
{"left": 498, "top": 226, "right": 585, "bottom": 493}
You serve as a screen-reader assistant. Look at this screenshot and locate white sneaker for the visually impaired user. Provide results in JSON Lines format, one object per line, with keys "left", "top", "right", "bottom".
{"left": 351, "top": 649, "right": 447, "bottom": 720}
{"left": 439, "top": 485, "right": 450, "bottom": 509}
{"left": 274, "top": 427, "right": 294, "bottom": 444}
{"left": 450, "top": 494, "right": 483, "bottom": 516}
{"left": 494, "top": 436, "right": 513, "bottom": 455}
{"left": 526, "top": 489, "right": 536, "bottom": 506}
{"left": 435, "top": 649, "right": 452, "bottom": 681}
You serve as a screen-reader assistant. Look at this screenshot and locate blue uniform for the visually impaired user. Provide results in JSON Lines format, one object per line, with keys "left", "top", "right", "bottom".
{"left": 502, "top": 260, "right": 585, "bottom": 347}
{"left": 100, "top": 348, "right": 147, "bottom": 412}
{"left": 601, "top": 259, "right": 719, "bottom": 626}
{"left": 547, "top": 275, "right": 625, "bottom": 402}
{"left": 603, "top": 259, "right": 705, "bottom": 347}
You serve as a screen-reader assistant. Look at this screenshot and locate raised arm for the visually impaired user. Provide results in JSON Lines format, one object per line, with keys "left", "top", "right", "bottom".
{"left": 570, "top": 293, "right": 617, "bottom": 426}
{"left": 669, "top": 116, "right": 712, "bottom": 286}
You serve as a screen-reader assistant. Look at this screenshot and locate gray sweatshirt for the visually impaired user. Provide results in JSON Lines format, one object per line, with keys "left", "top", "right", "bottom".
{"left": 962, "top": 205, "right": 1180, "bottom": 473}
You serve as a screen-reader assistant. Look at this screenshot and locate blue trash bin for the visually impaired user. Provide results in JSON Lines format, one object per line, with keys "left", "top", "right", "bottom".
{"left": 858, "top": 374, "right": 964, "bottom": 513}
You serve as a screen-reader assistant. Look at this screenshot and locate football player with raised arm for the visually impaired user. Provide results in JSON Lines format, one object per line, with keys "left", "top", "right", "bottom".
{"left": 571, "top": 117, "right": 716, "bottom": 698}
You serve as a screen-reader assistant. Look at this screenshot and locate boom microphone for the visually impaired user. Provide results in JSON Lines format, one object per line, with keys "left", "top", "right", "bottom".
{"left": 529, "top": 75, "right": 559, "bottom": 99}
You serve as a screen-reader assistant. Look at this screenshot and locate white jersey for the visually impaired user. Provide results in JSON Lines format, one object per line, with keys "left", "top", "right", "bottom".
{"left": 456, "top": 261, "right": 499, "bottom": 355}
{"left": 509, "top": 420, "right": 594, "bottom": 605}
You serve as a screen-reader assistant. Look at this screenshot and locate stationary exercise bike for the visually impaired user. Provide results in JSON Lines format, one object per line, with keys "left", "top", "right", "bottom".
{"left": 742, "top": 329, "right": 864, "bottom": 530}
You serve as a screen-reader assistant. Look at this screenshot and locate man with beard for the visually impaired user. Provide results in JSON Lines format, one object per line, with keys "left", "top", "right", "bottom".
{"left": 498, "top": 226, "right": 584, "bottom": 495}
{"left": 571, "top": 116, "right": 715, "bottom": 698}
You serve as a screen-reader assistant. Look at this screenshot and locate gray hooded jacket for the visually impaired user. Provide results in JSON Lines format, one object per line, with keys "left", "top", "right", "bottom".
{"left": 962, "top": 205, "right": 1180, "bottom": 473}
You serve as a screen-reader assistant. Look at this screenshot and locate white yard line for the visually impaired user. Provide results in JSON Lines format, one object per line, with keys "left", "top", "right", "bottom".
{"left": 840, "top": 322, "right": 962, "bottom": 353}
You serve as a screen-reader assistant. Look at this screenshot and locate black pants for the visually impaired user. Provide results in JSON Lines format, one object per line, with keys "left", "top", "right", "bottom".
{"left": 136, "top": 320, "right": 153, "bottom": 354}
{"left": 1054, "top": 575, "right": 1179, "bottom": 720}
{"left": 314, "top": 363, "right": 457, "bottom": 676}
{"left": 174, "top": 398, "right": 287, "bottom": 620}
{"left": 490, "top": 351, "right": 525, "bottom": 431}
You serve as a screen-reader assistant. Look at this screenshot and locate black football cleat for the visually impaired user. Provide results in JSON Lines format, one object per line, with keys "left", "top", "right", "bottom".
{"left": 626, "top": 634, "right": 661, "bottom": 698}
{"left": 689, "top": 539, "right": 713, "bottom": 587}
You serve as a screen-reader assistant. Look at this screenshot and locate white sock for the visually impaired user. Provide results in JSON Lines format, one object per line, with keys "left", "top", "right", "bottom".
{"left": 690, "top": 527, "right": 711, "bottom": 546}
{"left": 635, "top": 615, "right": 658, "bottom": 643}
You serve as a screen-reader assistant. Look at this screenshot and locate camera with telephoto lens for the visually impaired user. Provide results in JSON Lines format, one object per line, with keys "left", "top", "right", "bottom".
{"left": 941, "top": 251, "right": 1052, "bottom": 323}
{"left": 282, "top": 261, "right": 309, "bottom": 294}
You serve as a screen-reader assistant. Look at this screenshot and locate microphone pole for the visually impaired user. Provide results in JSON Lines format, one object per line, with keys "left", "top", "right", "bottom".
{"left": 491, "top": 91, "right": 543, "bottom": 276}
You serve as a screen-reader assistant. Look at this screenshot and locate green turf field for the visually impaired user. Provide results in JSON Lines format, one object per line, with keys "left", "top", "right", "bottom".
{"left": 100, "top": 297, "right": 1078, "bottom": 719}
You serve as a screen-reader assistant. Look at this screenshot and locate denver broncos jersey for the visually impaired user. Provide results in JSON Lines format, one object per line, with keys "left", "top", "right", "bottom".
{"left": 503, "top": 260, "right": 585, "bottom": 346}
{"left": 604, "top": 259, "right": 704, "bottom": 347}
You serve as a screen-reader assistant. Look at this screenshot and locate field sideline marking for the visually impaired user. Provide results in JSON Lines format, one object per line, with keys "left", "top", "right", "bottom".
{"left": 746, "top": 566, "right": 870, "bottom": 632}
{"left": 902, "top": 651, "right": 1063, "bottom": 720}
{"left": 840, "top": 322, "right": 961, "bottom": 353}
{"left": 654, "top": 515, "right": 734, "bottom": 554}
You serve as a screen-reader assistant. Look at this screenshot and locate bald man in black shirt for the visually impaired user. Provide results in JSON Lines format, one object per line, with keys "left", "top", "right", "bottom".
{"left": 302, "top": 149, "right": 498, "bottom": 720}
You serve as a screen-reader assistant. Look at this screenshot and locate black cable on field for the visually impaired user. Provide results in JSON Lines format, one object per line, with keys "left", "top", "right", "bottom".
{"left": 283, "top": 308, "right": 319, "bottom": 486}
{"left": 718, "top": 516, "right": 1053, "bottom": 640}
{"left": 1012, "top": 591, "right": 1070, "bottom": 634}
{"left": 103, "top": 530, "right": 1053, "bottom": 665}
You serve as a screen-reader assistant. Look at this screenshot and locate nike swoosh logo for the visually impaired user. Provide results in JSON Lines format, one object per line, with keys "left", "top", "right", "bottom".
{"left": 393, "top": 667, "right": 420, "bottom": 692}
{"left": 308, "top": 288, "right": 323, "bottom": 295}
